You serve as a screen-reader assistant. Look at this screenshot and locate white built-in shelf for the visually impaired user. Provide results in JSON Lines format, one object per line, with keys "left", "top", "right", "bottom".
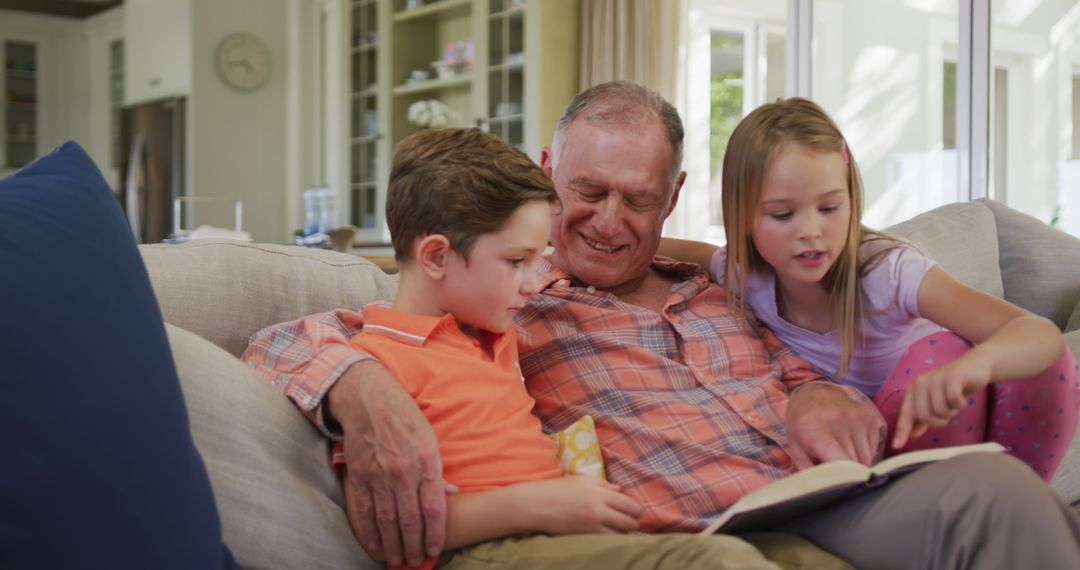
{"left": 392, "top": 73, "right": 472, "bottom": 96}
{"left": 394, "top": 0, "right": 472, "bottom": 23}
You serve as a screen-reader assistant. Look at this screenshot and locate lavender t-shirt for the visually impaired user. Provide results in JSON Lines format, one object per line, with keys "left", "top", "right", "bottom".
{"left": 709, "top": 243, "right": 944, "bottom": 397}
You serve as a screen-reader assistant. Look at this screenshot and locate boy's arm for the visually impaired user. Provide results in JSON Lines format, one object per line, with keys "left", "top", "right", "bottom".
{"left": 343, "top": 476, "right": 642, "bottom": 556}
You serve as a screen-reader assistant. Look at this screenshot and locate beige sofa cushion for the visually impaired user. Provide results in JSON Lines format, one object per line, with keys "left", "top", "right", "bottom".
{"left": 980, "top": 199, "right": 1080, "bottom": 327}
{"left": 168, "top": 323, "right": 378, "bottom": 570}
{"left": 143, "top": 241, "right": 398, "bottom": 357}
{"left": 884, "top": 201, "right": 1004, "bottom": 298}
{"left": 1068, "top": 302, "right": 1080, "bottom": 334}
{"left": 1051, "top": 329, "right": 1080, "bottom": 505}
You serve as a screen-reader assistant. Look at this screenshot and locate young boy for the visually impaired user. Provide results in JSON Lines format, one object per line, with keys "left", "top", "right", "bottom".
{"left": 337, "top": 128, "right": 808, "bottom": 570}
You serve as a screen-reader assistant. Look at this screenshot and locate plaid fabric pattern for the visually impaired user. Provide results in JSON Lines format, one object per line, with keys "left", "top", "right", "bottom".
{"left": 516, "top": 258, "right": 823, "bottom": 532}
{"left": 243, "top": 306, "right": 378, "bottom": 439}
{"left": 243, "top": 258, "right": 829, "bottom": 532}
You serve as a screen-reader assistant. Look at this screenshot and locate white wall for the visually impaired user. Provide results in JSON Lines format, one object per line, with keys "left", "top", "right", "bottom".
{"left": 190, "top": 0, "right": 290, "bottom": 243}
{"left": 284, "top": 0, "right": 325, "bottom": 245}
{"left": 84, "top": 6, "right": 124, "bottom": 190}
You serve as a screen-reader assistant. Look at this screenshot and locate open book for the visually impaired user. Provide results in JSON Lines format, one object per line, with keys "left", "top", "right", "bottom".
{"left": 700, "top": 441, "right": 1005, "bottom": 535}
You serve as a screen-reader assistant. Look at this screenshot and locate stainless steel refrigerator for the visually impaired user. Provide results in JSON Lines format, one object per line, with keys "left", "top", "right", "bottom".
{"left": 120, "top": 97, "right": 185, "bottom": 244}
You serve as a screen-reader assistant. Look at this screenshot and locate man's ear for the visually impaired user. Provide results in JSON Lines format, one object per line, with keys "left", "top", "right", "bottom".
{"left": 416, "top": 234, "right": 453, "bottom": 280}
{"left": 539, "top": 147, "right": 554, "bottom": 178}
{"left": 664, "top": 170, "right": 687, "bottom": 219}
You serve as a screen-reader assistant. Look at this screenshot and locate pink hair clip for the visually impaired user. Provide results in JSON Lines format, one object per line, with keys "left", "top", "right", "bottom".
{"left": 840, "top": 141, "right": 850, "bottom": 164}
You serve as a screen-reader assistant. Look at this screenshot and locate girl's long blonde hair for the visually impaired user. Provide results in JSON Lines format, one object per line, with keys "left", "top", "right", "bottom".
{"left": 721, "top": 97, "right": 897, "bottom": 376}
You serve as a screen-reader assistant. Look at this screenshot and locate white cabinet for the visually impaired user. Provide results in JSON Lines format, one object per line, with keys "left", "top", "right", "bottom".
{"left": 123, "top": 0, "right": 191, "bottom": 105}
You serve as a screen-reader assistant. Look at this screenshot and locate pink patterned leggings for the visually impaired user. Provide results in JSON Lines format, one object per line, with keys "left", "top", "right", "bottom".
{"left": 874, "top": 331, "right": 1080, "bottom": 481}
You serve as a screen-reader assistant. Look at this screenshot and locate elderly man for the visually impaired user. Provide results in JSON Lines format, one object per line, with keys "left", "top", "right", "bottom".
{"left": 245, "top": 81, "right": 1080, "bottom": 569}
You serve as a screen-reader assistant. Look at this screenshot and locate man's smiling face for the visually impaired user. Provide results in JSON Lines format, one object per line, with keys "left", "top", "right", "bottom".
{"left": 542, "top": 116, "right": 682, "bottom": 295}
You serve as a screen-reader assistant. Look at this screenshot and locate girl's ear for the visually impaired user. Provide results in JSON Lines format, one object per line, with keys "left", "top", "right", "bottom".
{"left": 416, "top": 234, "right": 453, "bottom": 280}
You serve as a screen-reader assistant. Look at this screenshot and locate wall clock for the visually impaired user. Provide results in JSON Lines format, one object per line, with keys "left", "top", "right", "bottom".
{"left": 215, "top": 32, "right": 271, "bottom": 91}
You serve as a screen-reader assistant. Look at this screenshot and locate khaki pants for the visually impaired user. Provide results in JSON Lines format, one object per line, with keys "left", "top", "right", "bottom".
{"left": 440, "top": 453, "right": 1080, "bottom": 570}
{"left": 437, "top": 532, "right": 851, "bottom": 570}
{"left": 782, "top": 453, "right": 1080, "bottom": 569}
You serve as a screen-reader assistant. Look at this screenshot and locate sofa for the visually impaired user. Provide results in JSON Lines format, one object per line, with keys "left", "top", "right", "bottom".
{"left": 133, "top": 197, "right": 1080, "bottom": 569}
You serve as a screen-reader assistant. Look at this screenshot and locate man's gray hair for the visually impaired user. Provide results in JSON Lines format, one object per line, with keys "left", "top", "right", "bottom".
{"left": 551, "top": 81, "right": 684, "bottom": 171}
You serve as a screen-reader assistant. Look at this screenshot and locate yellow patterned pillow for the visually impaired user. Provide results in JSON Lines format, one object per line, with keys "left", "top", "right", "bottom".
{"left": 551, "top": 415, "right": 606, "bottom": 481}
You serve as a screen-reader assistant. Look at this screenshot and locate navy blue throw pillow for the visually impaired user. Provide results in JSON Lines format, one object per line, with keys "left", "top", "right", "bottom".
{"left": 0, "top": 142, "right": 237, "bottom": 569}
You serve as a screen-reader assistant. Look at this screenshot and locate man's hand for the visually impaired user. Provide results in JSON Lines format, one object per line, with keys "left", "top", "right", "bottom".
{"left": 892, "top": 354, "right": 992, "bottom": 449}
{"left": 329, "top": 360, "right": 453, "bottom": 567}
{"left": 786, "top": 382, "right": 886, "bottom": 469}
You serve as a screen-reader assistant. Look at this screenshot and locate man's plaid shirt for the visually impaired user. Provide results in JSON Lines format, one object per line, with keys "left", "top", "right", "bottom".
{"left": 243, "top": 257, "right": 830, "bottom": 532}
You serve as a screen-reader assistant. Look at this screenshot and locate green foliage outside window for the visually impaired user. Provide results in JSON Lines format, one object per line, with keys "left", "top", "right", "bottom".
{"left": 711, "top": 72, "right": 744, "bottom": 176}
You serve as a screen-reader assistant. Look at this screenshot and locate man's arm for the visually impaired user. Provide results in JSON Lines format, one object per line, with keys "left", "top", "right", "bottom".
{"left": 758, "top": 322, "right": 885, "bottom": 468}
{"left": 242, "top": 308, "right": 368, "bottom": 436}
{"left": 330, "top": 363, "right": 449, "bottom": 567}
{"left": 242, "top": 310, "right": 449, "bottom": 567}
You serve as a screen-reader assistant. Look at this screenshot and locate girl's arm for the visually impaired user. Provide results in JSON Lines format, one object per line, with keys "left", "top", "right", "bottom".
{"left": 656, "top": 237, "right": 721, "bottom": 270}
{"left": 343, "top": 475, "right": 640, "bottom": 559}
{"left": 892, "top": 266, "right": 1064, "bottom": 447}
{"left": 917, "top": 266, "right": 1063, "bottom": 381}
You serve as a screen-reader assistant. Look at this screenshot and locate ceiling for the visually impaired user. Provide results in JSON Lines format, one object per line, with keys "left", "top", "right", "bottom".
{"left": 0, "top": 0, "right": 121, "bottom": 19}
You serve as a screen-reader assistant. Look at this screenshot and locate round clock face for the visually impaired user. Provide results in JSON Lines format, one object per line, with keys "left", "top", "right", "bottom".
{"left": 215, "top": 33, "right": 271, "bottom": 91}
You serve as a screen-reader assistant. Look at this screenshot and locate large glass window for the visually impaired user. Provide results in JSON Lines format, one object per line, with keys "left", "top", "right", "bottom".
{"left": 810, "top": 0, "right": 961, "bottom": 230}
{"left": 990, "top": 0, "right": 1080, "bottom": 238}
{"left": 677, "top": 0, "right": 1080, "bottom": 241}
{"left": 681, "top": 0, "right": 787, "bottom": 244}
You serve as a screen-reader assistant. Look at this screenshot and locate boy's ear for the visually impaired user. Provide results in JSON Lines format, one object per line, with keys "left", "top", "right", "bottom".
{"left": 416, "top": 234, "right": 453, "bottom": 280}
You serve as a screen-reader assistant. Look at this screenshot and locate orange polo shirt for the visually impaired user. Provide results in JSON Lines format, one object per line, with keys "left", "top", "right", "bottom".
{"left": 344, "top": 305, "right": 562, "bottom": 492}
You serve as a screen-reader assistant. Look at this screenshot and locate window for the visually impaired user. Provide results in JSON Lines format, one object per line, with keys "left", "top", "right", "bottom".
{"left": 809, "top": 0, "right": 961, "bottom": 229}
{"left": 989, "top": 0, "right": 1079, "bottom": 236}
{"left": 1073, "top": 72, "right": 1080, "bottom": 161}
{"left": 680, "top": 0, "right": 786, "bottom": 244}
{"left": 710, "top": 30, "right": 744, "bottom": 228}
{"left": 943, "top": 61, "right": 957, "bottom": 150}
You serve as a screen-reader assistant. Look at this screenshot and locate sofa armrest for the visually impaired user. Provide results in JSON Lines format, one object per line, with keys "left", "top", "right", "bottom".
{"left": 168, "top": 323, "right": 379, "bottom": 569}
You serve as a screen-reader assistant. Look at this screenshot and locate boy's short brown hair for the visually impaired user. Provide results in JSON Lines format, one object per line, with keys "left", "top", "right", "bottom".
{"left": 387, "top": 128, "right": 557, "bottom": 262}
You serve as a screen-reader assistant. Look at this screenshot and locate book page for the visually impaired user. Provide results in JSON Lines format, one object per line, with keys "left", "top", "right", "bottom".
{"left": 871, "top": 441, "right": 1005, "bottom": 477}
{"left": 700, "top": 441, "right": 1005, "bottom": 535}
{"left": 699, "top": 460, "right": 869, "bottom": 535}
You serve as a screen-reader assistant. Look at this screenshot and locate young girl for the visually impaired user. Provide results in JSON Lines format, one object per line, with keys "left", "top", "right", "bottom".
{"left": 661, "top": 97, "right": 1079, "bottom": 481}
